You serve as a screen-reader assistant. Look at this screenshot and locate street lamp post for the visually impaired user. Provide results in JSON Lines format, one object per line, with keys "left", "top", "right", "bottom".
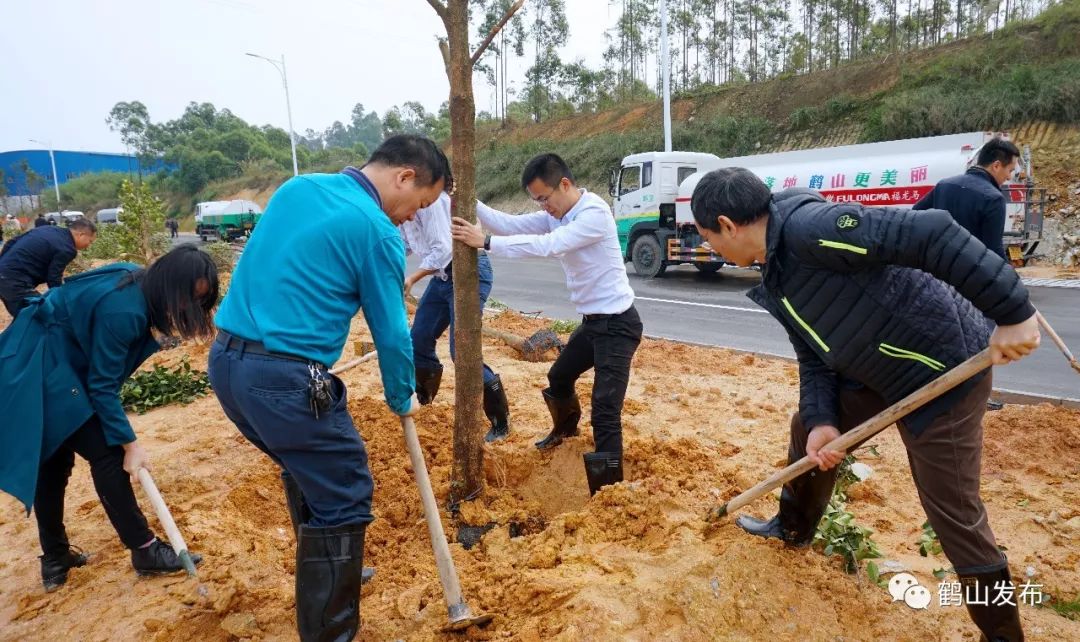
{"left": 660, "top": 0, "right": 672, "bottom": 153}
{"left": 246, "top": 52, "right": 299, "bottom": 176}
{"left": 29, "top": 138, "right": 63, "bottom": 210}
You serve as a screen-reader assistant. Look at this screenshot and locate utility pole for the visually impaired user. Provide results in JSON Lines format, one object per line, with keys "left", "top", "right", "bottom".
{"left": 246, "top": 52, "right": 300, "bottom": 176}
{"left": 29, "top": 139, "right": 62, "bottom": 210}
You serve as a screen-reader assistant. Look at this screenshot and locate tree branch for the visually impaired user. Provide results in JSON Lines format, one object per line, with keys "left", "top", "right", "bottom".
{"left": 470, "top": 0, "right": 525, "bottom": 66}
{"left": 438, "top": 38, "right": 451, "bottom": 80}
{"left": 424, "top": 0, "right": 447, "bottom": 22}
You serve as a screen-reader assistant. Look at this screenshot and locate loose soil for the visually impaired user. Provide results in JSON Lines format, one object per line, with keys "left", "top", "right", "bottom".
{"left": 1, "top": 310, "right": 1078, "bottom": 641}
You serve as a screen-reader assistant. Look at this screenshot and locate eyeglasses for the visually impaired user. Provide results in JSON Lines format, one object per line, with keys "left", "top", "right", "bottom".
{"left": 530, "top": 187, "right": 558, "bottom": 205}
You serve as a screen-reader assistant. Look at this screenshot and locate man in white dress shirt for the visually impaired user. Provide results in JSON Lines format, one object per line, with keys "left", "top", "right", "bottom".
{"left": 451, "top": 153, "right": 642, "bottom": 495}
{"left": 402, "top": 192, "right": 511, "bottom": 442}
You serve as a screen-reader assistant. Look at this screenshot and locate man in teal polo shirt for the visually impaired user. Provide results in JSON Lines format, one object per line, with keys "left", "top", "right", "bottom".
{"left": 208, "top": 135, "right": 452, "bottom": 642}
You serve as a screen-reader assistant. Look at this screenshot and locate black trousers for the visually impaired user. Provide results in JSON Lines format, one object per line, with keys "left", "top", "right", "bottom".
{"left": 547, "top": 305, "right": 643, "bottom": 455}
{"left": 0, "top": 274, "right": 35, "bottom": 317}
{"left": 34, "top": 416, "right": 153, "bottom": 557}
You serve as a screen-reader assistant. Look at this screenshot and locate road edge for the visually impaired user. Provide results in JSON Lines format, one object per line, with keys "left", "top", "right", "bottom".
{"left": 644, "top": 332, "right": 1080, "bottom": 410}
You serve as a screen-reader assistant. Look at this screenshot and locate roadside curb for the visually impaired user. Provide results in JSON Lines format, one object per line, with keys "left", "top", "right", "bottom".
{"left": 1021, "top": 278, "right": 1080, "bottom": 289}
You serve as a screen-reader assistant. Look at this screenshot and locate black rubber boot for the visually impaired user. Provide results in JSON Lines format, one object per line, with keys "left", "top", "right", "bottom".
{"left": 282, "top": 473, "right": 308, "bottom": 536}
{"left": 296, "top": 523, "right": 366, "bottom": 642}
{"left": 736, "top": 466, "right": 837, "bottom": 547}
{"left": 961, "top": 567, "right": 1025, "bottom": 642}
{"left": 283, "top": 473, "right": 375, "bottom": 586}
{"left": 536, "top": 388, "right": 581, "bottom": 450}
{"left": 483, "top": 375, "right": 510, "bottom": 442}
{"left": 40, "top": 546, "right": 89, "bottom": 592}
{"left": 415, "top": 366, "right": 443, "bottom": 405}
{"left": 131, "top": 539, "right": 203, "bottom": 576}
{"left": 583, "top": 452, "right": 623, "bottom": 496}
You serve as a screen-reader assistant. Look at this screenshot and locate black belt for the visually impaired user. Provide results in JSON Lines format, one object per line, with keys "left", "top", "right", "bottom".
{"left": 443, "top": 252, "right": 487, "bottom": 279}
{"left": 215, "top": 332, "right": 323, "bottom": 368}
{"left": 582, "top": 305, "right": 634, "bottom": 322}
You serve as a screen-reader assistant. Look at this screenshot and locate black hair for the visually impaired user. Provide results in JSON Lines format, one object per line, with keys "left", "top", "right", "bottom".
{"left": 364, "top": 134, "right": 454, "bottom": 194}
{"left": 69, "top": 218, "right": 97, "bottom": 234}
{"left": 691, "top": 167, "right": 773, "bottom": 232}
{"left": 977, "top": 137, "right": 1021, "bottom": 168}
{"left": 119, "top": 245, "right": 219, "bottom": 339}
{"left": 521, "top": 153, "right": 575, "bottom": 190}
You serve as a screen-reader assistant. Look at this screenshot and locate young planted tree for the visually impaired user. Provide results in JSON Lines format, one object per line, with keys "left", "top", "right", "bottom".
{"left": 117, "top": 179, "right": 169, "bottom": 265}
{"left": 424, "top": 0, "right": 524, "bottom": 505}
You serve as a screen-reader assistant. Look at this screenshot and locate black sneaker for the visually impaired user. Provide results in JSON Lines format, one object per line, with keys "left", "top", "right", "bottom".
{"left": 40, "top": 546, "right": 90, "bottom": 592}
{"left": 131, "top": 539, "right": 203, "bottom": 576}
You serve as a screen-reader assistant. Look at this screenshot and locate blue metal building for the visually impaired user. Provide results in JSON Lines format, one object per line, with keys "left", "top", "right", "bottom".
{"left": 0, "top": 149, "right": 170, "bottom": 196}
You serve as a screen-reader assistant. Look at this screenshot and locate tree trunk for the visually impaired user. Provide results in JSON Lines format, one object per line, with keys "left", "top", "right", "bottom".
{"left": 445, "top": 0, "right": 486, "bottom": 505}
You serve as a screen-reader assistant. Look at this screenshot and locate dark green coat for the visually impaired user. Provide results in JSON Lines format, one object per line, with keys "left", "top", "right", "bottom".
{"left": 0, "top": 263, "right": 159, "bottom": 510}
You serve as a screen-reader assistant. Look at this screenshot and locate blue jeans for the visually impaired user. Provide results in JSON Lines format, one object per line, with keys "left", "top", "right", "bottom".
{"left": 411, "top": 254, "right": 497, "bottom": 384}
{"left": 208, "top": 342, "right": 374, "bottom": 527}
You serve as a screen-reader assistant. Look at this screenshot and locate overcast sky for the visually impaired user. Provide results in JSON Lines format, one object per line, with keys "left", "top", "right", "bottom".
{"left": 1, "top": 0, "right": 616, "bottom": 154}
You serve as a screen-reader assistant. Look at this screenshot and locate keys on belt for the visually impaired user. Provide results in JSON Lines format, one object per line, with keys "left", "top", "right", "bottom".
{"left": 308, "top": 364, "right": 332, "bottom": 419}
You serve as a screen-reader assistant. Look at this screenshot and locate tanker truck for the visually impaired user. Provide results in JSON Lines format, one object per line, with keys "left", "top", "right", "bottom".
{"left": 611, "top": 132, "right": 1045, "bottom": 276}
{"left": 195, "top": 199, "right": 263, "bottom": 242}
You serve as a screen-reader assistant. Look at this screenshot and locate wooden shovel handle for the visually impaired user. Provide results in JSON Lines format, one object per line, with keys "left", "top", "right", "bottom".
{"left": 329, "top": 350, "right": 379, "bottom": 375}
{"left": 137, "top": 468, "right": 196, "bottom": 575}
{"left": 711, "top": 348, "right": 993, "bottom": 520}
{"left": 399, "top": 417, "right": 467, "bottom": 609}
{"left": 1036, "top": 311, "right": 1080, "bottom": 372}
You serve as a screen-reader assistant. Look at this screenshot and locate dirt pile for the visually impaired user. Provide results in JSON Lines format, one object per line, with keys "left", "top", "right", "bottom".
{"left": 1, "top": 311, "right": 1078, "bottom": 641}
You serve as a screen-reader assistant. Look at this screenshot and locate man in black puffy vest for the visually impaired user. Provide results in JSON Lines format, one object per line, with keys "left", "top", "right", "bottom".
{"left": 692, "top": 167, "right": 1040, "bottom": 642}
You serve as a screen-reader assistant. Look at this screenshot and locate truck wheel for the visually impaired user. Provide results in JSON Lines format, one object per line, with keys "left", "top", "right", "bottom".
{"left": 631, "top": 234, "right": 666, "bottom": 278}
{"left": 694, "top": 262, "right": 722, "bottom": 274}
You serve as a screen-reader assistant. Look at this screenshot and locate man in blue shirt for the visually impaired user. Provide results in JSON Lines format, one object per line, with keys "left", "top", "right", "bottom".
{"left": 0, "top": 218, "right": 97, "bottom": 317}
{"left": 208, "top": 135, "right": 452, "bottom": 642}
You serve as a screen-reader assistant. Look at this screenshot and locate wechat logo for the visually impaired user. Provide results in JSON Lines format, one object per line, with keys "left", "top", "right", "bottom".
{"left": 889, "top": 573, "right": 931, "bottom": 610}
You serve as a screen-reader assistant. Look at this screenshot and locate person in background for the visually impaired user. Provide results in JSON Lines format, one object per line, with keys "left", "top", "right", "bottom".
{"left": 0, "top": 218, "right": 96, "bottom": 318}
{"left": 0, "top": 246, "right": 218, "bottom": 591}
{"left": 403, "top": 191, "right": 511, "bottom": 442}
{"left": 34, "top": 214, "right": 49, "bottom": 228}
{"left": 913, "top": 137, "right": 1021, "bottom": 260}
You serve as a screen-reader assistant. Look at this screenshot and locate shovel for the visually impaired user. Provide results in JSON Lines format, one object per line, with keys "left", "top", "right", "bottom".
{"left": 400, "top": 416, "right": 493, "bottom": 631}
{"left": 137, "top": 468, "right": 202, "bottom": 582}
{"left": 329, "top": 350, "right": 379, "bottom": 375}
{"left": 707, "top": 348, "right": 993, "bottom": 521}
{"left": 482, "top": 327, "right": 564, "bottom": 362}
{"left": 1037, "top": 311, "right": 1080, "bottom": 375}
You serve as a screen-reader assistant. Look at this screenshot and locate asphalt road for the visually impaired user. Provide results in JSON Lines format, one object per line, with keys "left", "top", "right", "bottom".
{"left": 433, "top": 256, "right": 1080, "bottom": 401}
{"left": 172, "top": 232, "right": 201, "bottom": 247}
{"left": 179, "top": 228, "right": 1076, "bottom": 401}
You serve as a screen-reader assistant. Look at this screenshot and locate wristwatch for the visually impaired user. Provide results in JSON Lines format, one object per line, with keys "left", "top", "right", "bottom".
{"left": 483, "top": 234, "right": 491, "bottom": 251}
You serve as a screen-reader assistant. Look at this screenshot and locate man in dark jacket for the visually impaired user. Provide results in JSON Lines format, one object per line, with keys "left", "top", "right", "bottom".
{"left": 913, "top": 137, "right": 1020, "bottom": 259}
{"left": 0, "top": 218, "right": 96, "bottom": 316}
{"left": 34, "top": 214, "right": 50, "bottom": 228}
{"left": 692, "top": 168, "right": 1040, "bottom": 642}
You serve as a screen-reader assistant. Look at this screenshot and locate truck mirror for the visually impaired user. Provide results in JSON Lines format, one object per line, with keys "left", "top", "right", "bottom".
{"left": 609, "top": 169, "right": 617, "bottom": 197}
